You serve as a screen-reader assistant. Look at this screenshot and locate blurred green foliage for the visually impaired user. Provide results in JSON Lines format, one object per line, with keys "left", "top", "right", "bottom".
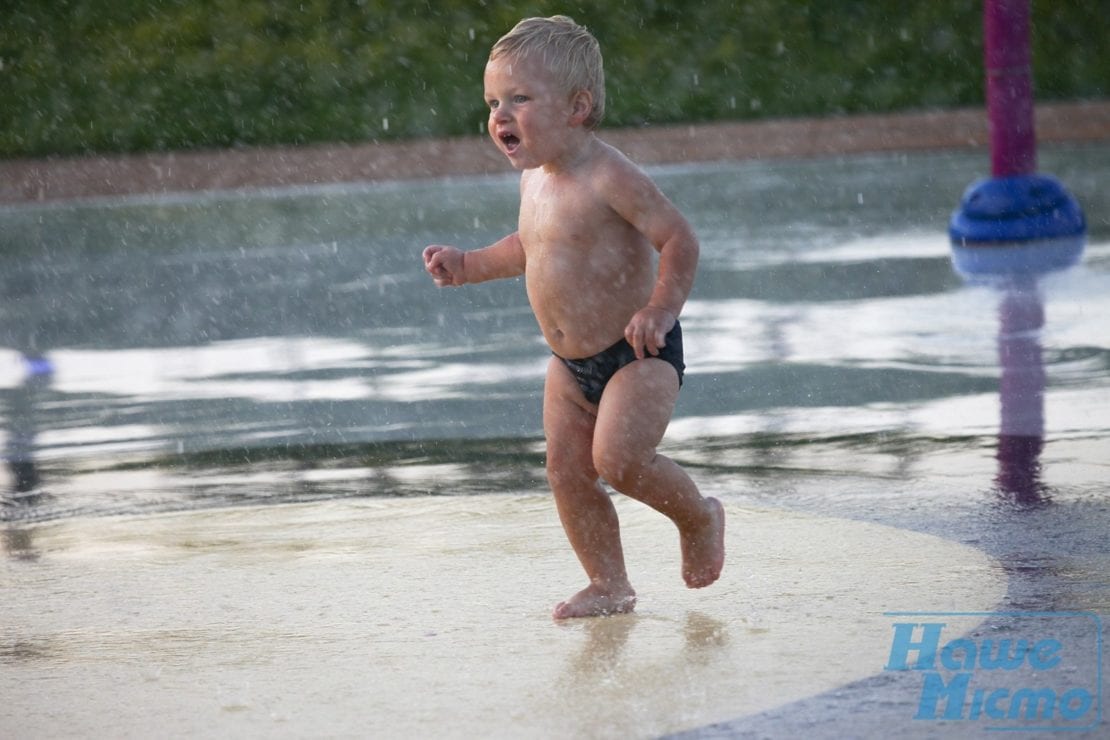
{"left": 1, "top": 0, "right": 1105, "bottom": 157}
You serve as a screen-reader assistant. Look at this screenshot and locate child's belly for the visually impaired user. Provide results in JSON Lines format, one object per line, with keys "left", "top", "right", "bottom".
{"left": 527, "top": 283, "right": 649, "bottom": 359}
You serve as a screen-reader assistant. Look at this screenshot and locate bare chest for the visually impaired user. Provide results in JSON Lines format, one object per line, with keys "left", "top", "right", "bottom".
{"left": 520, "top": 185, "right": 598, "bottom": 252}
{"left": 517, "top": 176, "right": 639, "bottom": 266}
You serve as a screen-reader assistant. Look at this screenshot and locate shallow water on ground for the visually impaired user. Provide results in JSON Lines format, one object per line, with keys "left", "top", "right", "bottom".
{"left": 1, "top": 144, "right": 1107, "bottom": 520}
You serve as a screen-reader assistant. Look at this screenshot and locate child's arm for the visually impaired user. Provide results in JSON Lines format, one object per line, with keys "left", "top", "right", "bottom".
{"left": 423, "top": 232, "right": 526, "bottom": 287}
{"left": 602, "top": 162, "right": 700, "bottom": 359}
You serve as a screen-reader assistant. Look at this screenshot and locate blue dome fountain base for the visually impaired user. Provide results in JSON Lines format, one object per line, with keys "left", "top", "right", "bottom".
{"left": 949, "top": 174, "right": 1086, "bottom": 284}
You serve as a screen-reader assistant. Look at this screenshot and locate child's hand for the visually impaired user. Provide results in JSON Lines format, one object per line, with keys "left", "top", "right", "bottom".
{"left": 624, "top": 305, "right": 676, "bottom": 360}
{"left": 423, "top": 245, "right": 466, "bottom": 287}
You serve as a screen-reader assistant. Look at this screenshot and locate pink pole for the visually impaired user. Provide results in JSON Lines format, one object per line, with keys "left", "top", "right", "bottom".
{"left": 985, "top": 0, "right": 1037, "bottom": 177}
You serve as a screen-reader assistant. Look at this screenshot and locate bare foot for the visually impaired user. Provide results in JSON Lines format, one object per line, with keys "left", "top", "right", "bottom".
{"left": 553, "top": 583, "right": 637, "bottom": 619}
{"left": 682, "top": 497, "right": 725, "bottom": 588}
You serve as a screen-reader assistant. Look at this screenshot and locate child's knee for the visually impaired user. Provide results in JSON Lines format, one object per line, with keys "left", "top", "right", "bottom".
{"left": 593, "top": 443, "right": 650, "bottom": 491}
{"left": 546, "top": 454, "right": 597, "bottom": 491}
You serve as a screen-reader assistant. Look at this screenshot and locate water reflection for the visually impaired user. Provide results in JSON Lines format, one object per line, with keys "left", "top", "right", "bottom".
{"left": 3, "top": 354, "right": 52, "bottom": 505}
{"left": 994, "top": 279, "right": 1048, "bottom": 505}
{"left": 2, "top": 354, "right": 53, "bottom": 557}
{"left": 3, "top": 526, "right": 38, "bottom": 561}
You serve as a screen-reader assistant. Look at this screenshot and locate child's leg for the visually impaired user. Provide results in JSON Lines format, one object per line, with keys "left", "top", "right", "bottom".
{"left": 544, "top": 357, "right": 637, "bottom": 619}
{"left": 593, "top": 358, "right": 725, "bottom": 589}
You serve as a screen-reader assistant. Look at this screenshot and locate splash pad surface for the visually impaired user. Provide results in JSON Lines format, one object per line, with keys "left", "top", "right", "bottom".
{"left": 2, "top": 495, "right": 1004, "bottom": 737}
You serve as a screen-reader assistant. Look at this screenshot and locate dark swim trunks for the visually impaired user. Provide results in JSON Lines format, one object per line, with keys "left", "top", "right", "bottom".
{"left": 556, "top": 321, "right": 685, "bottom": 405}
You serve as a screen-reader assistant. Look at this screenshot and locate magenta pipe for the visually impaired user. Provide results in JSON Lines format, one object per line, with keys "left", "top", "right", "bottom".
{"left": 985, "top": 0, "right": 1037, "bottom": 177}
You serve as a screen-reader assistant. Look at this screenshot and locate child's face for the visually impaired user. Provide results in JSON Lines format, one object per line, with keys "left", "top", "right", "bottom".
{"left": 484, "top": 55, "right": 579, "bottom": 170}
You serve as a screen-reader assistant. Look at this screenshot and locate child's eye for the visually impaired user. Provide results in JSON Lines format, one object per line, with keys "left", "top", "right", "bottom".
{"left": 513, "top": 95, "right": 529, "bottom": 104}
{"left": 487, "top": 99, "right": 499, "bottom": 110}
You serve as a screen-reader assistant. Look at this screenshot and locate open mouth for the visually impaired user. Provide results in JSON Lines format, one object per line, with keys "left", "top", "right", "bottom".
{"left": 499, "top": 133, "right": 520, "bottom": 153}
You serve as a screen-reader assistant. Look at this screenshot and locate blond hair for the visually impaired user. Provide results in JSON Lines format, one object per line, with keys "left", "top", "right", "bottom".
{"left": 489, "top": 15, "right": 605, "bottom": 129}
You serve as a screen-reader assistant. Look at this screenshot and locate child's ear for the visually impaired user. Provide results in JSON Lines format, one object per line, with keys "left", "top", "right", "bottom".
{"left": 569, "top": 90, "right": 593, "bottom": 126}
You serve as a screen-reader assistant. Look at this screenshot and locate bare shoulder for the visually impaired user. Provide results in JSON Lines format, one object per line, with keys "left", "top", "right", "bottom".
{"left": 589, "top": 139, "right": 654, "bottom": 188}
{"left": 587, "top": 138, "right": 677, "bottom": 216}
